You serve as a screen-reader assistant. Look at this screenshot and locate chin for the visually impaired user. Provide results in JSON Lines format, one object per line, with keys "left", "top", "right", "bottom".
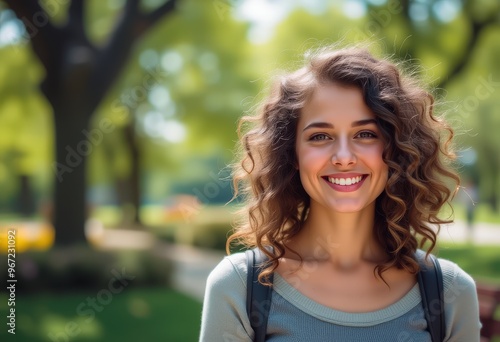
{"left": 325, "top": 200, "right": 373, "bottom": 214}
{"left": 331, "top": 208, "right": 364, "bottom": 214}
{"left": 327, "top": 205, "right": 365, "bottom": 213}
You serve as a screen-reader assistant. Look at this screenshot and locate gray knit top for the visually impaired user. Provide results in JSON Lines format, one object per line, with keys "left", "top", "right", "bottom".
{"left": 199, "top": 252, "right": 481, "bottom": 341}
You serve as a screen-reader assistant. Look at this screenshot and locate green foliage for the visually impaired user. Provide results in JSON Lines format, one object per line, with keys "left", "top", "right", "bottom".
{"left": 0, "top": 246, "right": 173, "bottom": 293}
{"left": 152, "top": 220, "right": 233, "bottom": 251}
{"left": 445, "top": 24, "right": 500, "bottom": 208}
{"left": 191, "top": 222, "right": 232, "bottom": 250}
{"left": 0, "top": 287, "right": 202, "bottom": 342}
{"left": 0, "top": 45, "right": 53, "bottom": 205}
{"left": 149, "top": 205, "right": 235, "bottom": 250}
{"left": 87, "top": 0, "right": 258, "bottom": 190}
{"left": 452, "top": 202, "right": 500, "bottom": 224}
{"left": 1, "top": 0, "right": 500, "bottom": 215}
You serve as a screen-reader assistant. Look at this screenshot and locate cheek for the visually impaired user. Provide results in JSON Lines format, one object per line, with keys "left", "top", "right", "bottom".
{"left": 296, "top": 146, "right": 322, "bottom": 192}
{"left": 364, "top": 144, "right": 385, "bottom": 165}
{"left": 296, "top": 146, "right": 325, "bottom": 171}
{"left": 373, "top": 148, "right": 389, "bottom": 182}
{"left": 359, "top": 145, "right": 388, "bottom": 184}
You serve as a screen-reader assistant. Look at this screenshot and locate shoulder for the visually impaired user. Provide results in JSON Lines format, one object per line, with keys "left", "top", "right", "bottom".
{"left": 437, "top": 257, "right": 477, "bottom": 297}
{"left": 201, "top": 252, "right": 254, "bottom": 341}
{"left": 206, "top": 252, "right": 248, "bottom": 290}
{"left": 416, "top": 250, "right": 477, "bottom": 296}
{"left": 436, "top": 257, "right": 482, "bottom": 340}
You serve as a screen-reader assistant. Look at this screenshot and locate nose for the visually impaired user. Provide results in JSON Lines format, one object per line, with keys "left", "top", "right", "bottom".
{"left": 331, "top": 139, "right": 356, "bottom": 166}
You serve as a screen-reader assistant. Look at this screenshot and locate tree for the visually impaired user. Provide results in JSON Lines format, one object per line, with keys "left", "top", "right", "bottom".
{"left": 3, "top": 0, "right": 177, "bottom": 246}
{"left": 76, "top": 0, "right": 255, "bottom": 226}
{"left": 383, "top": 0, "right": 500, "bottom": 91}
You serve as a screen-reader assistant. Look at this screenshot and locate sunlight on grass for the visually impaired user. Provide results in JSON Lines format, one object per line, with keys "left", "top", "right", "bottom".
{"left": 0, "top": 287, "right": 202, "bottom": 342}
{"left": 451, "top": 202, "right": 500, "bottom": 224}
{"left": 90, "top": 206, "right": 122, "bottom": 227}
{"left": 436, "top": 243, "right": 500, "bottom": 284}
{"left": 40, "top": 314, "right": 103, "bottom": 341}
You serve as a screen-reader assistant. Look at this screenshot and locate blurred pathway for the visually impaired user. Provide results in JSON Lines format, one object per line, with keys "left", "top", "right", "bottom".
{"left": 92, "top": 227, "right": 225, "bottom": 302}
{"left": 438, "top": 220, "right": 500, "bottom": 245}
{"left": 152, "top": 242, "right": 224, "bottom": 302}
{"left": 96, "top": 220, "right": 499, "bottom": 302}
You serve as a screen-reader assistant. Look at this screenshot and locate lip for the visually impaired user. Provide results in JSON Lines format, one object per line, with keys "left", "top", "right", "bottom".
{"left": 322, "top": 173, "right": 367, "bottom": 192}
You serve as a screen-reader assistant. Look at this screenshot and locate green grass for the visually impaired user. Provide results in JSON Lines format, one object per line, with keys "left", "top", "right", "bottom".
{"left": 435, "top": 242, "right": 500, "bottom": 284}
{"left": 0, "top": 287, "right": 202, "bottom": 342}
{"left": 450, "top": 202, "right": 500, "bottom": 224}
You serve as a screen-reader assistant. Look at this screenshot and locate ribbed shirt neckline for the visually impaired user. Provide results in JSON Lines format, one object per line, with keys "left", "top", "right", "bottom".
{"left": 273, "top": 272, "right": 422, "bottom": 327}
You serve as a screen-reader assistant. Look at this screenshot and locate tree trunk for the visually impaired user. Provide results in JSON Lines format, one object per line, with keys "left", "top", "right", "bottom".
{"left": 52, "top": 105, "right": 91, "bottom": 246}
{"left": 490, "top": 172, "right": 499, "bottom": 212}
{"left": 5, "top": 0, "right": 178, "bottom": 246}
{"left": 18, "top": 174, "right": 36, "bottom": 217}
{"left": 114, "top": 122, "right": 141, "bottom": 228}
{"left": 124, "top": 120, "right": 141, "bottom": 225}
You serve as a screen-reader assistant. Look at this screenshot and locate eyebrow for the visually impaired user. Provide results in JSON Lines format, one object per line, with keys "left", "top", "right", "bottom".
{"left": 302, "top": 119, "right": 378, "bottom": 132}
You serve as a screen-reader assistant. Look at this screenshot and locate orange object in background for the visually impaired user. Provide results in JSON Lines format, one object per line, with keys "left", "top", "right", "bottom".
{"left": 0, "top": 221, "right": 54, "bottom": 253}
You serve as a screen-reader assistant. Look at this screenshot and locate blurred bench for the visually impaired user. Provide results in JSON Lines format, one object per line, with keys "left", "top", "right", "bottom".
{"left": 478, "top": 283, "right": 500, "bottom": 342}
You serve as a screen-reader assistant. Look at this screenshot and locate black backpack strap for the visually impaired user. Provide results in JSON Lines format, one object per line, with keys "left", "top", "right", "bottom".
{"left": 416, "top": 250, "right": 445, "bottom": 342}
{"left": 246, "top": 248, "right": 273, "bottom": 342}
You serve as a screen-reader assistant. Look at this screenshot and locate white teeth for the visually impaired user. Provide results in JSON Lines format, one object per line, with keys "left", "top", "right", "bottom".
{"left": 328, "top": 176, "right": 363, "bottom": 186}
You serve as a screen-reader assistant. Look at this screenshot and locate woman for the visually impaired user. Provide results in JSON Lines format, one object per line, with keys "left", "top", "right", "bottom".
{"left": 199, "top": 47, "right": 481, "bottom": 341}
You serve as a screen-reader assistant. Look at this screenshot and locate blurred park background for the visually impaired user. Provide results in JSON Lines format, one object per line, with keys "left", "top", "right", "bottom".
{"left": 0, "top": 0, "right": 499, "bottom": 341}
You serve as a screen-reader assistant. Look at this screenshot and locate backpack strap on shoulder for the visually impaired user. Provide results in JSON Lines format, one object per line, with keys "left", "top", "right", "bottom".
{"left": 415, "top": 249, "right": 445, "bottom": 342}
{"left": 245, "top": 248, "right": 445, "bottom": 341}
{"left": 246, "top": 247, "right": 273, "bottom": 342}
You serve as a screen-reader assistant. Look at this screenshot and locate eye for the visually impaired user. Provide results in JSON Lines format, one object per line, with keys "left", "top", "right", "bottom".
{"left": 356, "top": 131, "right": 377, "bottom": 139}
{"left": 309, "top": 133, "right": 330, "bottom": 141}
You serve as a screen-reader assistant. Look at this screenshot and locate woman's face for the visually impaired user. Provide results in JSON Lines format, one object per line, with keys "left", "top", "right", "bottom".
{"left": 295, "top": 83, "right": 388, "bottom": 214}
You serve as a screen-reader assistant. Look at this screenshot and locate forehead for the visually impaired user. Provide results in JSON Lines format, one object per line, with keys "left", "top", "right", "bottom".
{"left": 299, "top": 83, "right": 375, "bottom": 125}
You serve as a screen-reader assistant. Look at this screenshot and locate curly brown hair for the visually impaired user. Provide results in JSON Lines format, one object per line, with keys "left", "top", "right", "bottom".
{"left": 227, "top": 46, "right": 460, "bottom": 283}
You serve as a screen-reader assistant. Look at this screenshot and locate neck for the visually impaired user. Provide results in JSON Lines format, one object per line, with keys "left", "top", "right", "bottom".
{"left": 287, "top": 203, "right": 386, "bottom": 270}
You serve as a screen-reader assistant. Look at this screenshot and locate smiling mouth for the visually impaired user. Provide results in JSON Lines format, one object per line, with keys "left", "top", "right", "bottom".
{"left": 325, "top": 175, "right": 366, "bottom": 186}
